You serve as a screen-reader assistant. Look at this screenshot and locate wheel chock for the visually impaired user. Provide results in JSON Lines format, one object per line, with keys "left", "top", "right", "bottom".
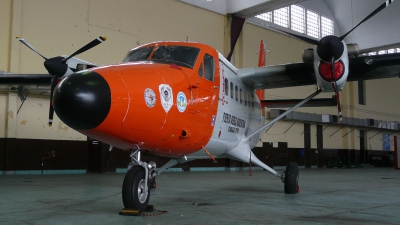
{"left": 119, "top": 205, "right": 155, "bottom": 216}
{"left": 119, "top": 208, "right": 140, "bottom": 216}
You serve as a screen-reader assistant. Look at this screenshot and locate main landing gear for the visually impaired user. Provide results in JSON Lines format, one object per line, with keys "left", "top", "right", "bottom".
{"left": 283, "top": 162, "right": 300, "bottom": 194}
{"left": 122, "top": 150, "right": 157, "bottom": 213}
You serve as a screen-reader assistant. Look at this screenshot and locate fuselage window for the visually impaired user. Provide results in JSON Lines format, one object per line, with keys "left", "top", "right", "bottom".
{"left": 235, "top": 85, "right": 238, "bottom": 101}
{"left": 224, "top": 78, "right": 229, "bottom": 97}
{"left": 230, "top": 82, "right": 233, "bottom": 99}
{"left": 244, "top": 92, "right": 247, "bottom": 106}
{"left": 248, "top": 97, "right": 251, "bottom": 108}
{"left": 240, "top": 88, "right": 243, "bottom": 104}
{"left": 204, "top": 54, "right": 214, "bottom": 81}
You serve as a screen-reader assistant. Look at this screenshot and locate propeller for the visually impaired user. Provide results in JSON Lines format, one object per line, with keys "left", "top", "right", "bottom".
{"left": 17, "top": 36, "right": 107, "bottom": 126}
{"left": 268, "top": 0, "right": 394, "bottom": 62}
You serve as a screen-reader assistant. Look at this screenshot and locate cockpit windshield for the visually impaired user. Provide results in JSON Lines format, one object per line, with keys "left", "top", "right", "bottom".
{"left": 122, "top": 46, "right": 153, "bottom": 62}
{"left": 123, "top": 45, "right": 200, "bottom": 68}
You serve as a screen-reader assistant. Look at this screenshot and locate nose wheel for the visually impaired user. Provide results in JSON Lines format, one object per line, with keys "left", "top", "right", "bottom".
{"left": 122, "top": 166, "right": 150, "bottom": 212}
{"left": 284, "top": 162, "right": 299, "bottom": 194}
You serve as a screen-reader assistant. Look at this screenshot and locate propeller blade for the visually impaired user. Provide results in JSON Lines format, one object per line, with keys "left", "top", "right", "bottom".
{"left": 340, "top": 0, "right": 395, "bottom": 40}
{"left": 266, "top": 26, "right": 319, "bottom": 45}
{"left": 62, "top": 36, "right": 107, "bottom": 62}
{"left": 48, "top": 76, "right": 58, "bottom": 127}
{"left": 16, "top": 36, "right": 48, "bottom": 60}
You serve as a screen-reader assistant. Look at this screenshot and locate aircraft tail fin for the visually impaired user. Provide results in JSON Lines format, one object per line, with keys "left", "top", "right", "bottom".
{"left": 256, "top": 40, "right": 266, "bottom": 116}
{"left": 257, "top": 40, "right": 266, "bottom": 67}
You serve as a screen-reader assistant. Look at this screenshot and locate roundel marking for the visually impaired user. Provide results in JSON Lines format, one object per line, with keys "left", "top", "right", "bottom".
{"left": 144, "top": 88, "right": 156, "bottom": 108}
{"left": 176, "top": 92, "right": 187, "bottom": 113}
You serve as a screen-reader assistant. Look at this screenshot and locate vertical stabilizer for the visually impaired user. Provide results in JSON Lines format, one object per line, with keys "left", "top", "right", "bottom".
{"left": 256, "top": 40, "right": 266, "bottom": 116}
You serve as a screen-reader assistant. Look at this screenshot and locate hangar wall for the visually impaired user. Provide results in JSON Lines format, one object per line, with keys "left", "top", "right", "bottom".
{"left": 0, "top": 0, "right": 397, "bottom": 173}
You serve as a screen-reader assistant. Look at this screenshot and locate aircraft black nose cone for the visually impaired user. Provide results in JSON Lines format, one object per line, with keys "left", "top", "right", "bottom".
{"left": 53, "top": 71, "right": 111, "bottom": 130}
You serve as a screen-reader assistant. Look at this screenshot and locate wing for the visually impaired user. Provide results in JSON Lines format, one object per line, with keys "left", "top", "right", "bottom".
{"left": 0, "top": 71, "right": 52, "bottom": 95}
{"left": 347, "top": 53, "right": 400, "bottom": 81}
{"left": 238, "top": 62, "right": 315, "bottom": 89}
{"left": 238, "top": 53, "right": 400, "bottom": 90}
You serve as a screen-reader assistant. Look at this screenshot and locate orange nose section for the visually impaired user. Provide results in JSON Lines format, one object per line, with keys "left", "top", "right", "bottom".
{"left": 77, "top": 62, "right": 213, "bottom": 156}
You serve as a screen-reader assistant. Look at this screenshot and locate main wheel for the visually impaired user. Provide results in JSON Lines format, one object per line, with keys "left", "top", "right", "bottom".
{"left": 284, "top": 162, "right": 299, "bottom": 194}
{"left": 122, "top": 166, "right": 150, "bottom": 212}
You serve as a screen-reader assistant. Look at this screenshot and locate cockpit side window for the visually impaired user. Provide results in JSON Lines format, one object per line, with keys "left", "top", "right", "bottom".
{"left": 198, "top": 63, "right": 203, "bottom": 77}
{"left": 203, "top": 54, "right": 214, "bottom": 81}
{"left": 122, "top": 46, "right": 153, "bottom": 62}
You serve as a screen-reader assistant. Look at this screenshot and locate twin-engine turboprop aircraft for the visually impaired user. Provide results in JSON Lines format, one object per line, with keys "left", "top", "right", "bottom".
{"left": 1, "top": 0, "right": 400, "bottom": 213}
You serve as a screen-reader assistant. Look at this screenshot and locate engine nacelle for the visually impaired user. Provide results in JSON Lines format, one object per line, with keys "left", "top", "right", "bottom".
{"left": 302, "top": 48, "right": 314, "bottom": 63}
{"left": 59, "top": 55, "right": 98, "bottom": 77}
{"left": 302, "top": 43, "right": 359, "bottom": 62}
{"left": 346, "top": 43, "right": 359, "bottom": 57}
{"left": 77, "top": 63, "right": 97, "bottom": 71}
{"left": 313, "top": 42, "right": 349, "bottom": 92}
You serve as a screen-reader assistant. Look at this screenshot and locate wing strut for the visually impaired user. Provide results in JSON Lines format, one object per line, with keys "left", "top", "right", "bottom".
{"left": 246, "top": 89, "right": 322, "bottom": 141}
{"left": 223, "top": 89, "right": 322, "bottom": 180}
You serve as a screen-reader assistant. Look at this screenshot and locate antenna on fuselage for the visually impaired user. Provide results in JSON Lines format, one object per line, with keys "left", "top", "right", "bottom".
{"left": 186, "top": 36, "right": 188, "bottom": 42}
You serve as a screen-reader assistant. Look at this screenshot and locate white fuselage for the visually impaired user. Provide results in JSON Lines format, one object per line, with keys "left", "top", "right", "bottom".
{"left": 189, "top": 53, "right": 265, "bottom": 159}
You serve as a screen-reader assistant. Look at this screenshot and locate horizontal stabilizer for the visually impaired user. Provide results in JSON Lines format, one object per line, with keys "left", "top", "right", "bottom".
{"left": 262, "top": 98, "right": 337, "bottom": 108}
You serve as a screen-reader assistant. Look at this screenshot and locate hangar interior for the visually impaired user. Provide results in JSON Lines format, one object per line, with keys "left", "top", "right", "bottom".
{"left": 1, "top": 0, "right": 399, "bottom": 174}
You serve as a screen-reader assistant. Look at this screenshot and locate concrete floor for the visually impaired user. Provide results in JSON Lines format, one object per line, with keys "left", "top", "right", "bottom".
{"left": 0, "top": 168, "right": 399, "bottom": 225}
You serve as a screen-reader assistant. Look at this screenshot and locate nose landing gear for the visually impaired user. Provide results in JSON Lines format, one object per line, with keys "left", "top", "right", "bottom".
{"left": 122, "top": 166, "right": 150, "bottom": 212}
{"left": 122, "top": 150, "right": 156, "bottom": 213}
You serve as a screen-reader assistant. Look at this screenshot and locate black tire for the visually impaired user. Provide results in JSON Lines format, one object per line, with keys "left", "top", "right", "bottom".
{"left": 122, "top": 166, "right": 150, "bottom": 212}
{"left": 284, "top": 162, "right": 299, "bottom": 194}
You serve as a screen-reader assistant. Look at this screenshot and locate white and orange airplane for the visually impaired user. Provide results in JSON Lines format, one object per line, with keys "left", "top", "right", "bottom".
{"left": 1, "top": 0, "right": 399, "bottom": 212}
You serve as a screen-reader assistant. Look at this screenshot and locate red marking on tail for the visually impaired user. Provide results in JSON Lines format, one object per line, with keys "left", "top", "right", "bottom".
{"left": 256, "top": 40, "right": 266, "bottom": 116}
{"left": 258, "top": 40, "right": 266, "bottom": 67}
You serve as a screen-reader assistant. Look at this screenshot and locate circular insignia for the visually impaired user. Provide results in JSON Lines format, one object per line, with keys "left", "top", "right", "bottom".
{"left": 176, "top": 92, "right": 187, "bottom": 113}
{"left": 144, "top": 88, "right": 156, "bottom": 108}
